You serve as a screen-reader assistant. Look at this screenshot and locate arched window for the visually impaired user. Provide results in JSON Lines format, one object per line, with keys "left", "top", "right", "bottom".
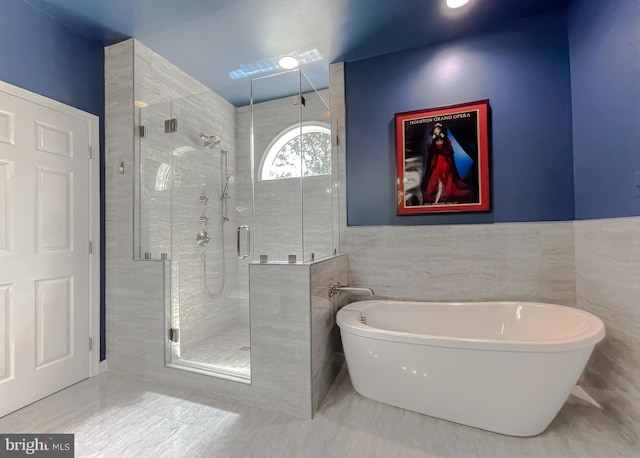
{"left": 260, "top": 122, "right": 331, "bottom": 180}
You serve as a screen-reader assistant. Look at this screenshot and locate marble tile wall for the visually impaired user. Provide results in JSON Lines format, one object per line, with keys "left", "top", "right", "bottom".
{"left": 310, "top": 254, "right": 348, "bottom": 413}
{"left": 249, "top": 263, "right": 312, "bottom": 418}
{"left": 249, "top": 255, "right": 348, "bottom": 418}
{"left": 341, "top": 222, "right": 576, "bottom": 305}
{"left": 105, "top": 40, "right": 146, "bottom": 377}
{"left": 574, "top": 217, "right": 640, "bottom": 446}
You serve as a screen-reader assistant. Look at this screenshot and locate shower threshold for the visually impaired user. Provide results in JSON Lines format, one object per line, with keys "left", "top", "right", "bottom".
{"left": 167, "top": 358, "right": 251, "bottom": 384}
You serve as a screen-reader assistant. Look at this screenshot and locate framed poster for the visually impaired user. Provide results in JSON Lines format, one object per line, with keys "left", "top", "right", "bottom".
{"left": 395, "top": 100, "right": 490, "bottom": 214}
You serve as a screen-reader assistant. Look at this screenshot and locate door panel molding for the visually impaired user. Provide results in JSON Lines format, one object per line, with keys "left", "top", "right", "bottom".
{"left": 0, "top": 80, "right": 100, "bottom": 392}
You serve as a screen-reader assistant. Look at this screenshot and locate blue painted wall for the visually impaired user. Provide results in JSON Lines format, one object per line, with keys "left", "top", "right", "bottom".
{"left": 0, "top": 0, "right": 104, "bottom": 116}
{"left": 569, "top": 0, "right": 640, "bottom": 220}
{"left": 345, "top": 11, "right": 575, "bottom": 226}
{"left": 0, "top": 0, "right": 106, "bottom": 360}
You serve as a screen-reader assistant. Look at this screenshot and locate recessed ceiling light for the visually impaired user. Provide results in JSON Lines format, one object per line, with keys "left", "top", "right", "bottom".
{"left": 446, "top": 0, "right": 470, "bottom": 8}
{"left": 134, "top": 100, "right": 148, "bottom": 108}
{"left": 278, "top": 56, "right": 299, "bottom": 70}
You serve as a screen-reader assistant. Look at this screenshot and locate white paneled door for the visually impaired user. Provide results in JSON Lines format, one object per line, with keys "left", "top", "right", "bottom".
{"left": 0, "top": 82, "right": 99, "bottom": 417}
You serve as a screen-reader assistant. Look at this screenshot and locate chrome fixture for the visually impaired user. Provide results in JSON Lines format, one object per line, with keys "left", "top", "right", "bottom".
{"left": 200, "top": 133, "right": 221, "bottom": 149}
{"left": 200, "top": 146, "right": 237, "bottom": 300}
{"left": 328, "top": 282, "right": 375, "bottom": 298}
{"left": 237, "top": 225, "right": 250, "bottom": 259}
{"left": 196, "top": 230, "right": 211, "bottom": 247}
{"left": 220, "top": 150, "right": 232, "bottom": 222}
{"left": 222, "top": 173, "right": 234, "bottom": 198}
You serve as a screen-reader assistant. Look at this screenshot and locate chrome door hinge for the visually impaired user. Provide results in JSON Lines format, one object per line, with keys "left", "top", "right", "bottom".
{"left": 89, "top": 241, "right": 93, "bottom": 254}
{"left": 139, "top": 125, "right": 147, "bottom": 138}
{"left": 169, "top": 328, "right": 180, "bottom": 343}
{"left": 89, "top": 337, "right": 93, "bottom": 351}
{"left": 88, "top": 146, "right": 92, "bottom": 159}
{"left": 164, "top": 118, "right": 178, "bottom": 133}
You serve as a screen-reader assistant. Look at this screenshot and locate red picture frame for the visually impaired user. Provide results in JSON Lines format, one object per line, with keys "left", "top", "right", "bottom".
{"left": 395, "top": 100, "right": 490, "bottom": 214}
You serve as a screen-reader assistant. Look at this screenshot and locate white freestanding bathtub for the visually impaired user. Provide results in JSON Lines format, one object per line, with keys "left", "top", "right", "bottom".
{"left": 337, "top": 300, "right": 605, "bottom": 436}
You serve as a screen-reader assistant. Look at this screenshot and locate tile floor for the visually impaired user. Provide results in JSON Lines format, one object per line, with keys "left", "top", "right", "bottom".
{"left": 0, "top": 366, "right": 636, "bottom": 458}
{"left": 179, "top": 324, "right": 251, "bottom": 375}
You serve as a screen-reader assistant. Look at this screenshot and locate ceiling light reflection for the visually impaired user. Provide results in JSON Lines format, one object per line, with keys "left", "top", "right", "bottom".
{"left": 228, "top": 49, "right": 323, "bottom": 80}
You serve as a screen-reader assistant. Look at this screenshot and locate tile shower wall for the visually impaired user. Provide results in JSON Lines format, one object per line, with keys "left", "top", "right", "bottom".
{"left": 574, "top": 217, "right": 640, "bottom": 445}
{"left": 249, "top": 263, "right": 312, "bottom": 417}
{"left": 310, "top": 255, "right": 348, "bottom": 412}
{"left": 250, "top": 254, "right": 349, "bottom": 418}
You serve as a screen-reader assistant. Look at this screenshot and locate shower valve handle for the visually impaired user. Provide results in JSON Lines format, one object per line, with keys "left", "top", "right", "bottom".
{"left": 196, "top": 230, "right": 210, "bottom": 246}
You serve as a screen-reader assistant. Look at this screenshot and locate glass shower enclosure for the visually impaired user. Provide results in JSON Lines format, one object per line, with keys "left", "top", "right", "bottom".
{"left": 133, "top": 69, "right": 337, "bottom": 383}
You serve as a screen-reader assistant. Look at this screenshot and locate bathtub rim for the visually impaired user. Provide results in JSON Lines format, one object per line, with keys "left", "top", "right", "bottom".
{"left": 336, "top": 300, "right": 605, "bottom": 353}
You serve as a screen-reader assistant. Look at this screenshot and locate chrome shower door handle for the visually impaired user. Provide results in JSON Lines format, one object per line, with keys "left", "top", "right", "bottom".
{"left": 237, "top": 225, "right": 250, "bottom": 259}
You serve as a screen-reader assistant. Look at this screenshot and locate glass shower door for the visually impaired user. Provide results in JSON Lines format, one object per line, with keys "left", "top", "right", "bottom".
{"left": 168, "top": 92, "right": 250, "bottom": 381}
{"left": 137, "top": 91, "right": 251, "bottom": 383}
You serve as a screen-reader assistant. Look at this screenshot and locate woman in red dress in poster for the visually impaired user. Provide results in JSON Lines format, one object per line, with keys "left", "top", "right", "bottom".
{"left": 422, "top": 123, "right": 470, "bottom": 204}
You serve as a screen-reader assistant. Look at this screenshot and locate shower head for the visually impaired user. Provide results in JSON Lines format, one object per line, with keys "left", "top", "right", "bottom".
{"left": 200, "top": 133, "right": 221, "bottom": 150}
